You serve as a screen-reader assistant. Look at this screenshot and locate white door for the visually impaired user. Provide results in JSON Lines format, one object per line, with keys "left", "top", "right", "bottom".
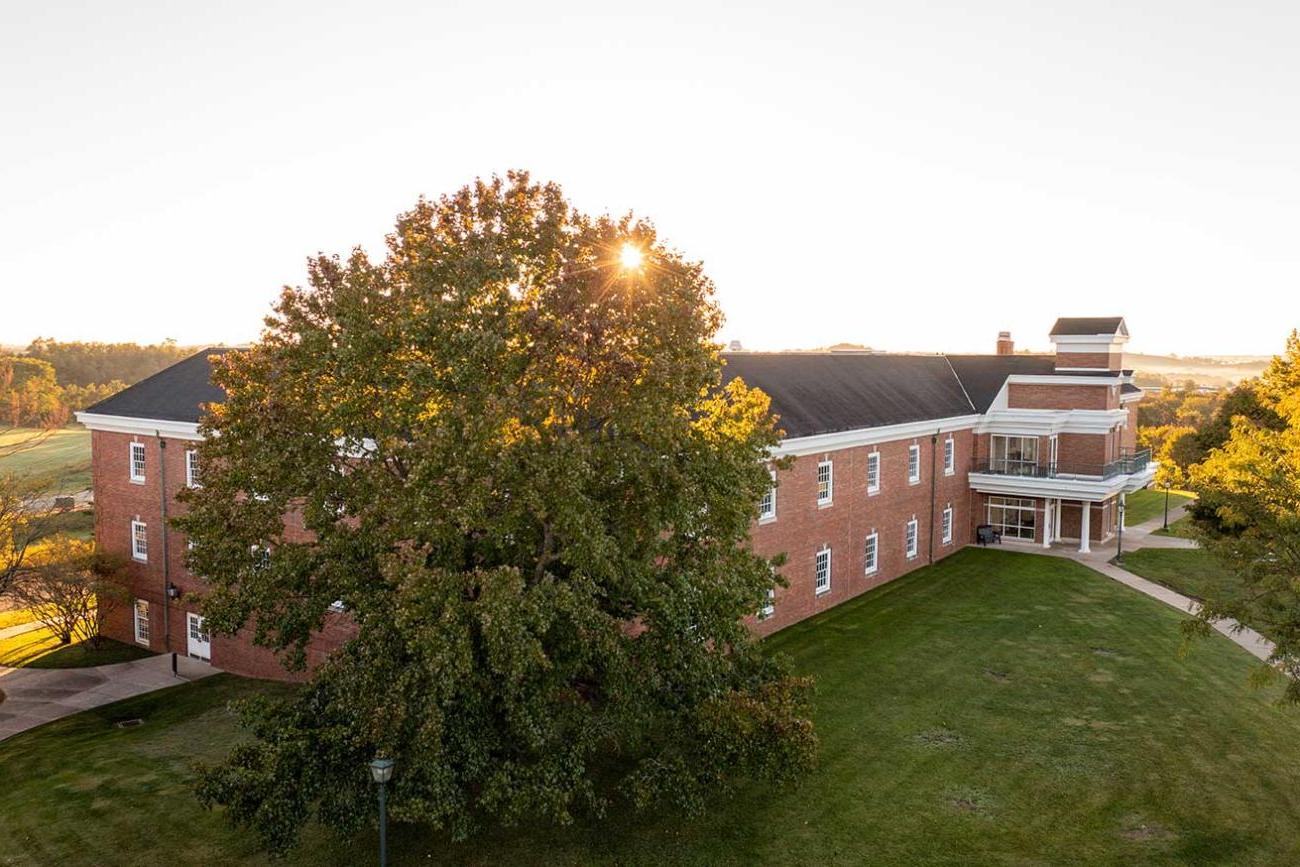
{"left": 186, "top": 612, "right": 211, "bottom": 661}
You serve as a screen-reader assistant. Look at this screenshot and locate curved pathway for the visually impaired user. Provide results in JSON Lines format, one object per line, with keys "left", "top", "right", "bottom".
{"left": 0, "top": 653, "right": 217, "bottom": 742}
{"left": 1044, "top": 503, "right": 1276, "bottom": 663}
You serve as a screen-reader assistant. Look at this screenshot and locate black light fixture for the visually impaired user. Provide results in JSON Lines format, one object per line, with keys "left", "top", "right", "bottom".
{"left": 368, "top": 757, "right": 395, "bottom": 867}
{"left": 166, "top": 582, "right": 181, "bottom": 600}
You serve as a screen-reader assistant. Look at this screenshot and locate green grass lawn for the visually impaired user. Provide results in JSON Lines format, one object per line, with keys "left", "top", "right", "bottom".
{"left": 0, "top": 426, "right": 92, "bottom": 492}
{"left": 1124, "top": 488, "right": 1194, "bottom": 527}
{"left": 1121, "top": 547, "right": 1269, "bottom": 638}
{"left": 0, "top": 616, "right": 154, "bottom": 669}
{"left": 4, "top": 548, "right": 1300, "bottom": 865}
{"left": 1153, "top": 515, "right": 1195, "bottom": 538}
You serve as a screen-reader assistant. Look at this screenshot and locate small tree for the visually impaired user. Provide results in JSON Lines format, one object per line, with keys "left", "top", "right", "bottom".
{"left": 13, "top": 535, "right": 128, "bottom": 646}
{"left": 0, "top": 468, "right": 66, "bottom": 601}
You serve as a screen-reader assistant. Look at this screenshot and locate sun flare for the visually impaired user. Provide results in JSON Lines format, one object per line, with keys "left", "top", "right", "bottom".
{"left": 619, "top": 243, "right": 643, "bottom": 270}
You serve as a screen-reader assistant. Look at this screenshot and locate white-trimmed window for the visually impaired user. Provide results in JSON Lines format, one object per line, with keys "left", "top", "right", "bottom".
{"left": 908, "top": 444, "right": 921, "bottom": 484}
{"left": 863, "top": 532, "right": 878, "bottom": 575}
{"left": 943, "top": 437, "right": 955, "bottom": 475}
{"left": 133, "top": 598, "right": 150, "bottom": 645}
{"left": 987, "top": 496, "right": 1037, "bottom": 540}
{"left": 130, "top": 520, "right": 148, "bottom": 562}
{"left": 905, "top": 517, "right": 919, "bottom": 559}
{"left": 817, "top": 460, "right": 833, "bottom": 505}
{"left": 251, "top": 544, "right": 271, "bottom": 571}
{"left": 990, "top": 435, "right": 1039, "bottom": 475}
{"left": 815, "top": 546, "right": 831, "bottom": 594}
{"left": 759, "top": 469, "right": 777, "bottom": 521}
{"left": 186, "top": 449, "right": 200, "bottom": 488}
{"left": 942, "top": 505, "right": 953, "bottom": 544}
{"left": 758, "top": 588, "right": 775, "bottom": 620}
{"left": 129, "top": 441, "right": 146, "bottom": 483}
{"left": 866, "top": 451, "right": 881, "bottom": 494}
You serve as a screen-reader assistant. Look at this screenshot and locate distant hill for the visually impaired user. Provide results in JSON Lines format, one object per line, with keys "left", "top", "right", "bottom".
{"left": 1128, "top": 353, "right": 1270, "bottom": 389}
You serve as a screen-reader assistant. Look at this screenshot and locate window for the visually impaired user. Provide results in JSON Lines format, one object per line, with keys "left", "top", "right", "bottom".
{"left": 863, "top": 532, "right": 878, "bottom": 575}
{"left": 251, "top": 544, "right": 270, "bottom": 570}
{"left": 942, "top": 505, "right": 953, "bottom": 544}
{"left": 815, "top": 547, "right": 831, "bottom": 594}
{"left": 866, "top": 452, "right": 880, "bottom": 494}
{"left": 130, "top": 520, "right": 148, "bottom": 562}
{"left": 186, "top": 449, "right": 200, "bottom": 488}
{"left": 758, "top": 588, "right": 775, "bottom": 620}
{"left": 129, "top": 441, "right": 146, "bottom": 483}
{"left": 908, "top": 444, "right": 921, "bottom": 484}
{"left": 990, "top": 435, "right": 1039, "bottom": 475}
{"left": 986, "top": 496, "right": 1037, "bottom": 540}
{"left": 943, "top": 437, "right": 955, "bottom": 475}
{"left": 133, "top": 599, "right": 150, "bottom": 645}
{"left": 905, "top": 518, "right": 919, "bottom": 559}
{"left": 758, "top": 469, "right": 777, "bottom": 521}
{"left": 817, "top": 460, "right": 833, "bottom": 505}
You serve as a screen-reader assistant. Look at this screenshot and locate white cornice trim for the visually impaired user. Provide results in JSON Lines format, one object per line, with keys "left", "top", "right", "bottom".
{"left": 75, "top": 412, "right": 203, "bottom": 440}
{"left": 974, "top": 407, "right": 1129, "bottom": 436}
{"left": 774, "top": 415, "right": 980, "bottom": 457}
{"left": 1005, "top": 375, "right": 1122, "bottom": 386}
{"left": 1050, "top": 333, "right": 1130, "bottom": 347}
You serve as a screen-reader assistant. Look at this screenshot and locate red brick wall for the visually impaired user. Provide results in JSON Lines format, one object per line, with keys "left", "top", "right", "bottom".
{"left": 1008, "top": 383, "right": 1114, "bottom": 411}
{"left": 1054, "top": 351, "right": 1122, "bottom": 371}
{"left": 748, "top": 429, "right": 975, "bottom": 635}
{"left": 91, "top": 429, "right": 353, "bottom": 680}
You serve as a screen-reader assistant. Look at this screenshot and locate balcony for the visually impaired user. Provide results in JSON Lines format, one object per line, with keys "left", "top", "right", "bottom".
{"left": 973, "top": 449, "right": 1152, "bottom": 481}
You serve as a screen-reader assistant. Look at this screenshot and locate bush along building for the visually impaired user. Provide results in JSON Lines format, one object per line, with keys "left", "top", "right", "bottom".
{"left": 76, "top": 317, "right": 1154, "bottom": 677}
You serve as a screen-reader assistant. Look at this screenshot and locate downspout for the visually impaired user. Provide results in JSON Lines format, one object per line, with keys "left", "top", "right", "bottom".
{"left": 928, "top": 431, "right": 938, "bottom": 564}
{"left": 157, "top": 433, "right": 171, "bottom": 653}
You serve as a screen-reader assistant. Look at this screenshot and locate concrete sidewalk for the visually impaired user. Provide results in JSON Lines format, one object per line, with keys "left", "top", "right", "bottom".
{"left": 0, "top": 653, "right": 218, "bottom": 742}
{"left": 1042, "top": 502, "right": 1276, "bottom": 663}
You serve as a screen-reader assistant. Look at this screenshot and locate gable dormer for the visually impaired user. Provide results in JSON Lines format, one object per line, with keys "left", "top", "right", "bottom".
{"left": 1048, "top": 317, "right": 1128, "bottom": 372}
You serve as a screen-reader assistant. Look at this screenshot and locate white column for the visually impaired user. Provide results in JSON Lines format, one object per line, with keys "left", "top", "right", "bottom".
{"left": 1042, "top": 498, "right": 1053, "bottom": 549}
{"left": 1079, "top": 501, "right": 1091, "bottom": 553}
{"left": 1054, "top": 499, "right": 1063, "bottom": 541}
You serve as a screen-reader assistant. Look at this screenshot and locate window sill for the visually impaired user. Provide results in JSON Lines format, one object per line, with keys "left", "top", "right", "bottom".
{"left": 908, "top": 478, "right": 921, "bottom": 486}
{"left": 815, "top": 587, "right": 831, "bottom": 596}
{"left": 132, "top": 556, "right": 148, "bottom": 563}
{"left": 758, "top": 515, "right": 777, "bottom": 525}
{"left": 905, "top": 552, "right": 918, "bottom": 560}
{"left": 944, "top": 469, "right": 955, "bottom": 477}
{"left": 817, "top": 500, "right": 833, "bottom": 509}
{"left": 129, "top": 478, "right": 146, "bottom": 485}
{"left": 867, "top": 487, "right": 881, "bottom": 496}
{"left": 865, "top": 568, "right": 878, "bottom": 577}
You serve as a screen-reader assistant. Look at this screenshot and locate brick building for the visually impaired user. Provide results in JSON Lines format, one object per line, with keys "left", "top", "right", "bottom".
{"left": 77, "top": 317, "right": 1153, "bottom": 677}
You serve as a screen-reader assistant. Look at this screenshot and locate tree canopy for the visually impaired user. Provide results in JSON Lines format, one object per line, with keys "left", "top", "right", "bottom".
{"left": 1188, "top": 330, "right": 1300, "bottom": 698}
{"left": 180, "top": 172, "right": 815, "bottom": 854}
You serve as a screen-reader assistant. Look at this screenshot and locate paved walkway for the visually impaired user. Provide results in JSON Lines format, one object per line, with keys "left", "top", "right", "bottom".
{"left": 1042, "top": 503, "right": 1276, "bottom": 663}
{"left": 0, "top": 653, "right": 218, "bottom": 742}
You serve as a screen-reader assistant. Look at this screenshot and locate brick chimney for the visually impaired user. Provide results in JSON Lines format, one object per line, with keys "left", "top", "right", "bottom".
{"left": 996, "top": 331, "right": 1014, "bottom": 355}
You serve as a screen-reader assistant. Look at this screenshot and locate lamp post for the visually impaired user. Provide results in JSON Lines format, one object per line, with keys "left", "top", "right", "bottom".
{"left": 1116, "top": 495, "right": 1126, "bottom": 563}
{"left": 368, "top": 757, "right": 395, "bottom": 867}
{"left": 1163, "top": 482, "right": 1171, "bottom": 530}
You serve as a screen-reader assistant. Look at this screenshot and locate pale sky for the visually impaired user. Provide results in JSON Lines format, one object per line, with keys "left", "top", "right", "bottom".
{"left": 3, "top": 1, "right": 1299, "bottom": 356}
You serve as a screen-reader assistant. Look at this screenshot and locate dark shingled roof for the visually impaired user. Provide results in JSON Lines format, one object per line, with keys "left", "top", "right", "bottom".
{"left": 83, "top": 348, "right": 236, "bottom": 423}
{"left": 944, "top": 355, "right": 1056, "bottom": 412}
{"left": 1049, "top": 317, "right": 1128, "bottom": 337}
{"left": 721, "top": 354, "right": 975, "bottom": 438}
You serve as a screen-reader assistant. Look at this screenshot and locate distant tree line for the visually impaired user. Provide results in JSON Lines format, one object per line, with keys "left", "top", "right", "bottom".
{"left": 0, "top": 340, "right": 198, "bottom": 428}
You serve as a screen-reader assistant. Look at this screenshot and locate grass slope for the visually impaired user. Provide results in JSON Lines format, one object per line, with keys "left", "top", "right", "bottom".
{"left": 3, "top": 549, "right": 1300, "bottom": 866}
{"left": 0, "top": 621, "right": 155, "bottom": 669}
{"left": 1123, "top": 489, "right": 1193, "bottom": 527}
{"left": 1121, "top": 547, "right": 1270, "bottom": 638}
{"left": 0, "top": 426, "right": 92, "bottom": 492}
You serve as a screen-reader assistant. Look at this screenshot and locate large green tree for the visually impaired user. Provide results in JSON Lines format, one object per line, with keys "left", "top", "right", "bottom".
{"left": 180, "top": 172, "right": 815, "bottom": 854}
{"left": 1188, "top": 330, "right": 1300, "bottom": 698}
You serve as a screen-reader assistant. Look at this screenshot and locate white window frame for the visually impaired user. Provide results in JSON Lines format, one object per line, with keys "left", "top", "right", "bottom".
{"left": 130, "top": 519, "right": 148, "bottom": 562}
{"left": 185, "top": 449, "right": 200, "bottom": 488}
{"left": 758, "top": 588, "right": 775, "bottom": 619}
{"left": 817, "top": 460, "right": 833, "bottom": 506}
{"left": 986, "top": 495, "right": 1038, "bottom": 541}
{"left": 863, "top": 532, "right": 878, "bottom": 575}
{"left": 866, "top": 451, "right": 881, "bottom": 495}
{"left": 908, "top": 444, "right": 921, "bottom": 485}
{"left": 758, "top": 468, "right": 777, "bottom": 522}
{"left": 905, "top": 517, "right": 919, "bottom": 559}
{"left": 942, "top": 505, "right": 953, "bottom": 544}
{"left": 943, "top": 436, "right": 955, "bottom": 476}
{"left": 815, "top": 546, "right": 832, "bottom": 595}
{"left": 133, "top": 598, "right": 150, "bottom": 645}
{"left": 129, "top": 441, "right": 146, "bottom": 483}
{"left": 990, "top": 435, "right": 1040, "bottom": 476}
